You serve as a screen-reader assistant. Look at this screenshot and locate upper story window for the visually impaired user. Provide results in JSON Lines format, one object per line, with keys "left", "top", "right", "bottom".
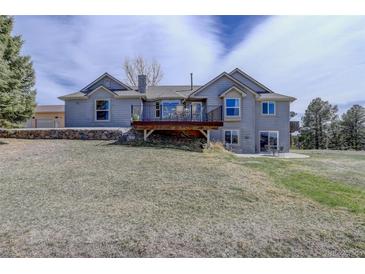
{"left": 225, "top": 98, "right": 240, "bottom": 117}
{"left": 262, "top": 101, "right": 275, "bottom": 115}
{"left": 95, "top": 99, "right": 110, "bottom": 121}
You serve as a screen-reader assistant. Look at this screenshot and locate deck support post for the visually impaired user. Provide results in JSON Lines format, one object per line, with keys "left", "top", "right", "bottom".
{"left": 144, "top": 129, "right": 154, "bottom": 141}
{"left": 199, "top": 129, "right": 210, "bottom": 146}
{"left": 207, "top": 129, "right": 210, "bottom": 146}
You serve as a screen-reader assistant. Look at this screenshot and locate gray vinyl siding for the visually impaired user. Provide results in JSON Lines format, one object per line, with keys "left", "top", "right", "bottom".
{"left": 195, "top": 76, "right": 233, "bottom": 109}
{"left": 65, "top": 89, "right": 141, "bottom": 127}
{"left": 143, "top": 101, "right": 159, "bottom": 120}
{"left": 255, "top": 101, "right": 290, "bottom": 152}
{"left": 195, "top": 76, "right": 256, "bottom": 153}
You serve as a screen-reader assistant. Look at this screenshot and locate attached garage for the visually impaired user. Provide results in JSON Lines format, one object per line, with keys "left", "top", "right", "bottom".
{"left": 24, "top": 105, "right": 65, "bottom": 128}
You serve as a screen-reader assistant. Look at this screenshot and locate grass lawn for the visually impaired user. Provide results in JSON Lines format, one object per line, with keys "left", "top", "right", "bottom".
{"left": 0, "top": 139, "right": 364, "bottom": 257}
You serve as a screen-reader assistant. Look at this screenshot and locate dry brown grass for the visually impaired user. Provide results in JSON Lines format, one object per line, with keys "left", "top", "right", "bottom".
{"left": 0, "top": 139, "right": 364, "bottom": 257}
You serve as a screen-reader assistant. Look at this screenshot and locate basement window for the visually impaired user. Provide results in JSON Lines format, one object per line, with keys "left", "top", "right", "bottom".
{"left": 224, "top": 130, "right": 239, "bottom": 145}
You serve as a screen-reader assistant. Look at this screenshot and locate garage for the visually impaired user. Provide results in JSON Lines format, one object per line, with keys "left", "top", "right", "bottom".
{"left": 24, "top": 105, "right": 65, "bottom": 128}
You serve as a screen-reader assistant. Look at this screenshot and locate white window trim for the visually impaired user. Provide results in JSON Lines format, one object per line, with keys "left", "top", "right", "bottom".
{"left": 261, "top": 101, "right": 276, "bottom": 116}
{"left": 259, "top": 130, "right": 279, "bottom": 153}
{"left": 224, "top": 129, "right": 240, "bottom": 145}
{"left": 225, "top": 98, "right": 241, "bottom": 118}
{"left": 95, "top": 99, "right": 111, "bottom": 122}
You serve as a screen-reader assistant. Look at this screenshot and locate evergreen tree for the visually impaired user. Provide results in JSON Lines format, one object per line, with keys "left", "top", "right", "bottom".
{"left": 328, "top": 117, "right": 343, "bottom": 149}
{"left": 341, "top": 105, "right": 365, "bottom": 150}
{"left": 0, "top": 16, "right": 36, "bottom": 128}
{"left": 301, "top": 98, "right": 338, "bottom": 149}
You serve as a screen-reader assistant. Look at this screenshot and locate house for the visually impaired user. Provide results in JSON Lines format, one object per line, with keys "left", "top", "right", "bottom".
{"left": 24, "top": 105, "right": 65, "bottom": 128}
{"left": 58, "top": 68, "right": 295, "bottom": 153}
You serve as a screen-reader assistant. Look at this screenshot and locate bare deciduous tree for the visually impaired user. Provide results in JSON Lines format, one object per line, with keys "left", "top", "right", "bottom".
{"left": 123, "top": 56, "right": 163, "bottom": 87}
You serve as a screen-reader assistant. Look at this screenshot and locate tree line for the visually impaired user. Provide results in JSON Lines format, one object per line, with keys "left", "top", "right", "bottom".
{"left": 296, "top": 98, "right": 365, "bottom": 151}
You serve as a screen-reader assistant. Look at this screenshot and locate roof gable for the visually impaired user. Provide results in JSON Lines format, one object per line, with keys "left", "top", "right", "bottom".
{"left": 81, "top": 73, "right": 132, "bottom": 92}
{"left": 229, "top": 68, "right": 273, "bottom": 93}
{"left": 87, "top": 86, "right": 117, "bottom": 97}
{"left": 219, "top": 86, "right": 247, "bottom": 98}
{"left": 189, "top": 72, "right": 258, "bottom": 98}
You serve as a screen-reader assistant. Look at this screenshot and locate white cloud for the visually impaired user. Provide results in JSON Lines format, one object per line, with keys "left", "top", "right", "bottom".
{"left": 223, "top": 16, "right": 365, "bottom": 113}
{"left": 13, "top": 16, "right": 365, "bottom": 114}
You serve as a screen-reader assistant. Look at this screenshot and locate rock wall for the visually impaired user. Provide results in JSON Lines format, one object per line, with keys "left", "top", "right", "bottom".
{"left": 0, "top": 128, "right": 206, "bottom": 151}
{"left": 0, "top": 128, "right": 132, "bottom": 140}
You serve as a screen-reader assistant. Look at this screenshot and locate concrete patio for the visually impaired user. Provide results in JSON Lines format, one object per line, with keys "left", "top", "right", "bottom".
{"left": 234, "top": 152, "right": 309, "bottom": 159}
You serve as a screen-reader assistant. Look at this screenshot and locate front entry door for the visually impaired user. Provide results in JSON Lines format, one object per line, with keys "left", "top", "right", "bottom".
{"left": 260, "top": 131, "right": 278, "bottom": 152}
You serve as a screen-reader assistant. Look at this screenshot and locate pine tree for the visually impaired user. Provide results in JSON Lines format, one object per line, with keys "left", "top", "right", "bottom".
{"left": 301, "top": 98, "right": 338, "bottom": 149}
{"left": 341, "top": 105, "right": 365, "bottom": 150}
{"left": 0, "top": 16, "right": 36, "bottom": 128}
{"left": 328, "top": 117, "right": 343, "bottom": 149}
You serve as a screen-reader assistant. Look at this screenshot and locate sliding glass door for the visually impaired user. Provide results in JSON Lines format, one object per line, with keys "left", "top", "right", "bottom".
{"left": 260, "top": 131, "right": 279, "bottom": 152}
{"left": 191, "top": 102, "right": 202, "bottom": 121}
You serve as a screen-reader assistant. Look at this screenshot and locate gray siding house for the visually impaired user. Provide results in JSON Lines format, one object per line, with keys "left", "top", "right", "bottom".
{"left": 59, "top": 68, "right": 295, "bottom": 153}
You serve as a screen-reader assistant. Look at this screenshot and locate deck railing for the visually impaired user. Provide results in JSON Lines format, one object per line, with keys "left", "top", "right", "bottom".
{"left": 131, "top": 104, "right": 223, "bottom": 122}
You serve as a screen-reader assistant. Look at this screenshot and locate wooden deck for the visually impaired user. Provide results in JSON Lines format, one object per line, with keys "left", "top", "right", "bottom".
{"left": 131, "top": 120, "right": 224, "bottom": 142}
{"left": 131, "top": 121, "right": 223, "bottom": 131}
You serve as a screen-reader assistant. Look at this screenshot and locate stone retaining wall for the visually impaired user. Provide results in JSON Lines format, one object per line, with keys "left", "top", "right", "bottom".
{"left": 0, "top": 128, "right": 206, "bottom": 151}
{"left": 0, "top": 128, "right": 132, "bottom": 140}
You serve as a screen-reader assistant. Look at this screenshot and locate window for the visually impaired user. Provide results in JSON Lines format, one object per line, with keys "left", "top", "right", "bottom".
{"left": 95, "top": 99, "right": 110, "bottom": 121}
{"left": 262, "top": 101, "right": 275, "bottom": 115}
{"left": 155, "top": 102, "right": 160, "bottom": 118}
{"left": 225, "top": 98, "right": 240, "bottom": 117}
{"left": 224, "top": 130, "right": 239, "bottom": 145}
{"left": 161, "top": 100, "right": 180, "bottom": 119}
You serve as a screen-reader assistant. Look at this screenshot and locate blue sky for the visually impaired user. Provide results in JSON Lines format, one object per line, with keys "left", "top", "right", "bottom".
{"left": 13, "top": 16, "right": 365, "bottom": 113}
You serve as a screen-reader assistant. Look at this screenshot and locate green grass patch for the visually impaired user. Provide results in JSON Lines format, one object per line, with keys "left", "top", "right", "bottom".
{"left": 281, "top": 172, "right": 365, "bottom": 213}
{"left": 240, "top": 157, "right": 365, "bottom": 214}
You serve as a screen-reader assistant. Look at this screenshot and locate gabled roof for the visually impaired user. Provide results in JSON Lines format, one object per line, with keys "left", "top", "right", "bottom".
{"left": 58, "top": 86, "right": 144, "bottom": 101}
{"left": 80, "top": 72, "right": 132, "bottom": 92}
{"left": 58, "top": 91, "right": 87, "bottom": 100}
{"left": 87, "top": 86, "right": 118, "bottom": 97}
{"left": 219, "top": 86, "right": 247, "bottom": 98}
{"left": 59, "top": 69, "right": 294, "bottom": 102}
{"left": 189, "top": 72, "right": 258, "bottom": 98}
{"left": 229, "top": 68, "right": 274, "bottom": 93}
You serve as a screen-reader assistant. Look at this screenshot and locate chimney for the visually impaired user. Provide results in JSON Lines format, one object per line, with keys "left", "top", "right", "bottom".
{"left": 190, "top": 73, "right": 193, "bottom": 90}
{"left": 138, "top": 75, "right": 147, "bottom": 93}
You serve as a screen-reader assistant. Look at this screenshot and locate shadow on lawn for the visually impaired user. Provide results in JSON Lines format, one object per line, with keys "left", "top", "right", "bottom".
{"left": 106, "top": 139, "right": 205, "bottom": 152}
